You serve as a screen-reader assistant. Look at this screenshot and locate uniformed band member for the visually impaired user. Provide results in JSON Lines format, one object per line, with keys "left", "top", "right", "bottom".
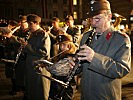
{"left": 65, "top": 15, "right": 81, "bottom": 48}
{"left": 68, "top": 0, "right": 131, "bottom": 100}
{"left": 81, "top": 19, "right": 91, "bottom": 35}
{"left": 13, "top": 15, "right": 29, "bottom": 41}
{"left": 0, "top": 27, "right": 23, "bottom": 95}
{"left": 49, "top": 34, "right": 77, "bottom": 100}
{"left": 24, "top": 14, "right": 51, "bottom": 100}
{"left": 13, "top": 15, "right": 29, "bottom": 94}
{"left": 49, "top": 17, "right": 60, "bottom": 62}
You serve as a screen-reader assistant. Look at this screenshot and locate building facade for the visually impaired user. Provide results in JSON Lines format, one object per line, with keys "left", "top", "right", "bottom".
{"left": 0, "top": 0, "right": 132, "bottom": 25}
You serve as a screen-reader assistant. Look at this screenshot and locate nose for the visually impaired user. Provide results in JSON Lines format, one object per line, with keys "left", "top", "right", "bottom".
{"left": 90, "top": 19, "right": 96, "bottom": 27}
{"left": 92, "top": 19, "right": 97, "bottom": 25}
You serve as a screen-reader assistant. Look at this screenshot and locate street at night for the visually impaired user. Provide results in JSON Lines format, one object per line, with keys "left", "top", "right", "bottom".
{"left": 0, "top": 55, "right": 133, "bottom": 100}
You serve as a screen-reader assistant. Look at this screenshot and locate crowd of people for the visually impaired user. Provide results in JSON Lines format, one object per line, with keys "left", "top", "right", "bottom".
{"left": 0, "top": 0, "right": 132, "bottom": 100}
{"left": 0, "top": 13, "right": 82, "bottom": 100}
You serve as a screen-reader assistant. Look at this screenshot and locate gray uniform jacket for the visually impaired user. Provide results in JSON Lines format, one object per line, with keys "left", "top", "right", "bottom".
{"left": 80, "top": 27, "right": 131, "bottom": 100}
{"left": 66, "top": 27, "right": 81, "bottom": 47}
{"left": 24, "top": 28, "right": 51, "bottom": 100}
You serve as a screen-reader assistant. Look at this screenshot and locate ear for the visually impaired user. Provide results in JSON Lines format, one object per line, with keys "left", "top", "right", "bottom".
{"left": 67, "top": 44, "right": 71, "bottom": 50}
{"left": 108, "top": 14, "right": 112, "bottom": 21}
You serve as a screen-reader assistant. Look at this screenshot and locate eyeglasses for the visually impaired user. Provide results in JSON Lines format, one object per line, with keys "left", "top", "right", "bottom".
{"left": 91, "top": 17, "right": 103, "bottom": 22}
{"left": 91, "top": 14, "right": 105, "bottom": 22}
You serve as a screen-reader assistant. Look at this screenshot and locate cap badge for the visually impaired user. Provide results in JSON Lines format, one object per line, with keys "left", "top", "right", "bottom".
{"left": 91, "top": 7, "right": 94, "bottom": 11}
{"left": 90, "top": 0, "right": 96, "bottom": 4}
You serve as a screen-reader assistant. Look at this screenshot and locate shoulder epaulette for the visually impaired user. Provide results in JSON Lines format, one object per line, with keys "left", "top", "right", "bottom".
{"left": 116, "top": 31, "right": 129, "bottom": 38}
{"left": 120, "top": 32, "right": 129, "bottom": 37}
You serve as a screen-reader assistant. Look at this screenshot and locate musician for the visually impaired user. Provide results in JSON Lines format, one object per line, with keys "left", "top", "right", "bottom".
{"left": 24, "top": 14, "right": 51, "bottom": 100}
{"left": 0, "top": 27, "right": 9, "bottom": 59}
{"left": 49, "top": 34, "right": 77, "bottom": 100}
{"left": 0, "top": 27, "right": 23, "bottom": 95}
{"left": 0, "top": 20, "right": 8, "bottom": 59}
{"left": 13, "top": 15, "right": 29, "bottom": 40}
{"left": 48, "top": 17, "right": 61, "bottom": 62}
{"left": 69, "top": 0, "right": 131, "bottom": 100}
{"left": 13, "top": 15, "right": 29, "bottom": 94}
{"left": 81, "top": 19, "right": 91, "bottom": 35}
{"left": 65, "top": 15, "right": 81, "bottom": 48}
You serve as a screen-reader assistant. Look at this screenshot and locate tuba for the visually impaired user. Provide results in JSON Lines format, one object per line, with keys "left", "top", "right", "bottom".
{"left": 113, "top": 13, "right": 126, "bottom": 30}
{"left": 113, "top": 17, "right": 123, "bottom": 28}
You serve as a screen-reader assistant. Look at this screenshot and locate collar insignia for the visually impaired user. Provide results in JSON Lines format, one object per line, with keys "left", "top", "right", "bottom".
{"left": 106, "top": 32, "right": 112, "bottom": 40}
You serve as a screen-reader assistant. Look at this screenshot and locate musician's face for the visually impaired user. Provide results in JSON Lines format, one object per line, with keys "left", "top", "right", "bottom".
{"left": 20, "top": 20, "right": 28, "bottom": 29}
{"left": 28, "top": 21, "right": 39, "bottom": 32}
{"left": 90, "top": 10, "right": 112, "bottom": 32}
{"left": 52, "top": 21, "right": 59, "bottom": 28}
{"left": 60, "top": 43, "right": 69, "bottom": 52}
{"left": 66, "top": 20, "right": 74, "bottom": 27}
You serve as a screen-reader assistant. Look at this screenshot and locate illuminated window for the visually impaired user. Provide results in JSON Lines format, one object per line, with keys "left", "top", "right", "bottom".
{"left": 73, "top": 0, "right": 77, "bottom": 5}
{"left": 73, "top": 12, "right": 77, "bottom": 19}
{"left": 130, "top": 16, "right": 133, "bottom": 22}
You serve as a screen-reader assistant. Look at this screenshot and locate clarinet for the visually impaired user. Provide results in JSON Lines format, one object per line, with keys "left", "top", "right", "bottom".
{"left": 10, "top": 32, "right": 30, "bottom": 79}
{"left": 66, "top": 28, "right": 96, "bottom": 84}
{"left": 14, "top": 31, "right": 31, "bottom": 65}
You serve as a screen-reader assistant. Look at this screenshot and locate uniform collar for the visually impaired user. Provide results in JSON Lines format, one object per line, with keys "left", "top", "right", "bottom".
{"left": 102, "top": 26, "right": 115, "bottom": 38}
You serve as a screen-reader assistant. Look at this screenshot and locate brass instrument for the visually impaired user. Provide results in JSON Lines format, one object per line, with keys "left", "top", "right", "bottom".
{"left": 113, "top": 17, "right": 122, "bottom": 28}
{"left": 113, "top": 13, "right": 126, "bottom": 30}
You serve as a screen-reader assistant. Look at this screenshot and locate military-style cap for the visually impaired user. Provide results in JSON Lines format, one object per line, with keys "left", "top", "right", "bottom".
{"left": 52, "top": 17, "right": 60, "bottom": 22}
{"left": 56, "top": 34, "right": 73, "bottom": 44}
{"left": 65, "top": 15, "right": 74, "bottom": 21}
{"left": 88, "top": 0, "right": 111, "bottom": 17}
{"left": 19, "top": 15, "right": 27, "bottom": 21}
{"left": 27, "top": 14, "right": 41, "bottom": 23}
